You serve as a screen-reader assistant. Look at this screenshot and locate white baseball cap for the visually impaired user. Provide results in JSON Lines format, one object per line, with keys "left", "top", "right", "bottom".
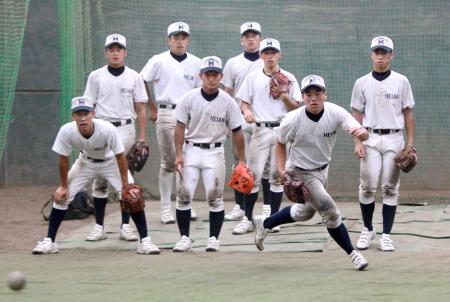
{"left": 240, "top": 21, "right": 261, "bottom": 35}
{"left": 105, "top": 33, "right": 127, "bottom": 48}
{"left": 301, "top": 75, "right": 326, "bottom": 92}
{"left": 71, "top": 96, "right": 95, "bottom": 112}
{"left": 370, "top": 35, "right": 394, "bottom": 52}
{"left": 260, "top": 38, "right": 281, "bottom": 53}
{"left": 200, "top": 56, "right": 223, "bottom": 73}
{"left": 167, "top": 22, "right": 190, "bottom": 36}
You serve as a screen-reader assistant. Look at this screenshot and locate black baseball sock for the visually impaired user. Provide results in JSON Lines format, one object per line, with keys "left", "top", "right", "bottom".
{"left": 382, "top": 204, "right": 397, "bottom": 234}
{"left": 209, "top": 210, "right": 224, "bottom": 238}
{"left": 244, "top": 192, "right": 258, "bottom": 221}
{"left": 270, "top": 191, "right": 283, "bottom": 215}
{"left": 261, "top": 178, "right": 271, "bottom": 205}
{"left": 176, "top": 209, "right": 191, "bottom": 237}
{"left": 360, "top": 202, "right": 375, "bottom": 231}
{"left": 130, "top": 210, "right": 148, "bottom": 239}
{"left": 327, "top": 223, "right": 354, "bottom": 255}
{"left": 234, "top": 190, "right": 244, "bottom": 210}
{"left": 93, "top": 197, "right": 108, "bottom": 226}
{"left": 121, "top": 210, "right": 130, "bottom": 225}
{"left": 263, "top": 205, "right": 294, "bottom": 229}
{"left": 47, "top": 208, "right": 67, "bottom": 242}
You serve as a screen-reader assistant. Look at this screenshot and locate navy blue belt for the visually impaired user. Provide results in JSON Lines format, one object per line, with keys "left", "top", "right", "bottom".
{"left": 256, "top": 122, "right": 280, "bottom": 128}
{"left": 110, "top": 119, "right": 132, "bottom": 127}
{"left": 296, "top": 164, "right": 328, "bottom": 172}
{"left": 87, "top": 156, "right": 105, "bottom": 163}
{"left": 158, "top": 104, "right": 176, "bottom": 109}
{"left": 366, "top": 128, "right": 400, "bottom": 135}
{"left": 186, "top": 141, "right": 223, "bottom": 149}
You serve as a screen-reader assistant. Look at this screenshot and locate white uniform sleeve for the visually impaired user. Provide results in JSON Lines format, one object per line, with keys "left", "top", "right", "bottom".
{"left": 175, "top": 93, "right": 190, "bottom": 124}
{"left": 133, "top": 75, "right": 148, "bottom": 103}
{"left": 108, "top": 125, "right": 125, "bottom": 155}
{"left": 140, "top": 55, "right": 160, "bottom": 83}
{"left": 227, "top": 97, "right": 245, "bottom": 130}
{"left": 222, "top": 59, "right": 234, "bottom": 89}
{"left": 401, "top": 77, "right": 415, "bottom": 109}
{"left": 337, "top": 106, "right": 362, "bottom": 131}
{"left": 289, "top": 76, "right": 302, "bottom": 103}
{"left": 51, "top": 124, "right": 73, "bottom": 156}
{"left": 83, "top": 71, "right": 98, "bottom": 99}
{"left": 350, "top": 78, "right": 365, "bottom": 112}
{"left": 235, "top": 73, "right": 252, "bottom": 105}
{"left": 276, "top": 109, "right": 299, "bottom": 144}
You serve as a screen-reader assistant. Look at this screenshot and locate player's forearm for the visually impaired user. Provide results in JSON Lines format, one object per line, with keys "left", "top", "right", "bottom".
{"left": 281, "top": 95, "right": 300, "bottom": 111}
{"left": 116, "top": 153, "right": 129, "bottom": 186}
{"left": 403, "top": 107, "right": 415, "bottom": 145}
{"left": 144, "top": 83, "right": 158, "bottom": 114}
{"left": 58, "top": 155, "right": 70, "bottom": 188}
{"left": 232, "top": 129, "right": 245, "bottom": 163}
{"left": 135, "top": 103, "right": 148, "bottom": 141}
{"left": 224, "top": 87, "right": 234, "bottom": 96}
{"left": 174, "top": 122, "right": 186, "bottom": 157}
{"left": 275, "top": 142, "right": 287, "bottom": 173}
{"left": 352, "top": 110, "right": 364, "bottom": 144}
{"left": 240, "top": 101, "right": 251, "bottom": 115}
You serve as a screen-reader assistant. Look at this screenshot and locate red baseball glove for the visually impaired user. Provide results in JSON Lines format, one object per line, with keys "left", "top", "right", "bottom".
{"left": 227, "top": 163, "right": 254, "bottom": 194}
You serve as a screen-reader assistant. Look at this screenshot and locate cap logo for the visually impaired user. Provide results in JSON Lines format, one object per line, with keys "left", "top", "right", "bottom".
{"left": 208, "top": 59, "right": 216, "bottom": 67}
{"left": 178, "top": 23, "right": 184, "bottom": 30}
{"left": 309, "top": 77, "right": 315, "bottom": 84}
{"left": 248, "top": 23, "right": 253, "bottom": 29}
{"left": 266, "top": 40, "right": 272, "bottom": 46}
{"left": 79, "top": 99, "right": 85, "bottom": 105}
{"left": 112, "top": 36, "right": 119, "bottom": 42}
{"left": 378, "top": 38, "right": 384, "bottom": 45}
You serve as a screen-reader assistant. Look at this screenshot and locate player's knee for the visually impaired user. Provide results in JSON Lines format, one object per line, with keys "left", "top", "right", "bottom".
{"left": 322, "top": 208, "right": 342, "bottom": 229}
{"left": 382, "top": 184, "right": 399, "bottom": 198}
{"left": 176, "top": 198, "right": 191, "bottom": 211}
{"left": 290, "top": 203, "right": 314, "bottom": 221}
{"left": 208, "top": 199, "right": 224, "bottom": 212}
{"left": 359, "top": 186, "right": 375, "bottom": 204}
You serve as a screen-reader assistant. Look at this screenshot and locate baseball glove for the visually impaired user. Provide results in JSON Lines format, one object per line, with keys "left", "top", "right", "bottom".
{"left": 282, "top": 171, "right": 309, "bottom": 203}
{"left": 227, "top": 163, "right": 254, "bottom": 194}
{"left": 127, "top": 141, "right": 149, "bottom": 173}
{"left": 395, "top": 145, "right": 417, "bottom": 173}
{"left": 120, "top": 184, "right": 145, "bottom": 213}
{"left": 270, "top": 71, "right": 291, "bottom": 99}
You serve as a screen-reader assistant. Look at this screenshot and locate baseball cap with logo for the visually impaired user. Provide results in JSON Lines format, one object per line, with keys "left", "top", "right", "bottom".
{"left": 167, "top": 22, "right": 190, "bottom": 36}
{"left": 260, "top": 38, "right": 281, "bottom": 53}
{"left": 105, "top": 33, "right": 127, "bottom": 48}
{"left": 200, "top": 56, "right": 223, "bottom": 73}
{"left": 301, "top": 75, "right": 326, "bottom": 92}
{"left": 370, "top": 35, "right": 394, "bottom": 52}
{"left": 240, "top": 21, "right": 262, "bottom": 35}
{"left": 71, "top": 96, "right": 95, "bottom": 113}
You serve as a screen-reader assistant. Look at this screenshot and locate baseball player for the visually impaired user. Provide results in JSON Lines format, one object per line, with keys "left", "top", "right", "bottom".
{"left": 222, "top": 21, "right": 271, "bottom": 221}
{"left": 253, "top": 75, "right": 370, "bottom": 271}
{"left": 173, "top": 56, "right": 245, "bottom": 252}
{"left": 32, "top": 96, "right": 159, "bottom": 255}
{"left": 140, "top": 22, "right": 201, "bottom": 224}
{"left": 82, "top": 33, "right": 148, "bottom": 242}
{"left": 351, "top": 36, "right": 416, "bottom": 252}
{"left": 233, "top": 38, "right": 301, "bottom": 234}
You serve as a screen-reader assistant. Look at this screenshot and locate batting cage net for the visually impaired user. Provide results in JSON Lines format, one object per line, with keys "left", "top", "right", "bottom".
{"left": 53, "top": 1, "right": 450, "bottom": 202}
{"left": 0, "top": 0, "right": 29, "bottom": 164}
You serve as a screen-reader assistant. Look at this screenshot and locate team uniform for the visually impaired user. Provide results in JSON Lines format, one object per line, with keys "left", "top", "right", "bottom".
{"left": 140, "top": 45, "right": 202, "bottom": 224}
{"left": 252, "top": 75, "right": 369, "bottom": 271}
{"left": 173, "top": 70, "right": 245, "bottom": 252}
{"left": 351, "top": 36, "right": 415, "bottom": 252}
{"left": 82, "top": 34, "right": 148, "bottom": 242}
{"left": 222, "top": 26, "right": 269, "bottom": 221}
{"left": 32, "top": 97, "right": 159, "bottom": 255}
{"left": 234, "top": 61, "right": 301, "bottom": 234}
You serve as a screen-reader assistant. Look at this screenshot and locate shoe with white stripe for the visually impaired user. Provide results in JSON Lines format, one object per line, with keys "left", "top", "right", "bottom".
{"left": 349, "top": 250, "right": 369, "bottom": 271}
{"left": 379, "top": 233, "right": 395, "bottom": 252}
{"left": 356, "top": 227, "right": 376, "bottom": 250}
{"left": 32, "top": 237, "right": 59, "bottom": 255}
{"left": 225, "top": 204, "right": 244, "bottom": 221}
{"left": 120, "top": 224, "right": 138, "bottom": 241}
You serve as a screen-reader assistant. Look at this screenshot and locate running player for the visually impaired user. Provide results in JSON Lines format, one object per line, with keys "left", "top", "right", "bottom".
{"left": 140, "top": 22, "right": 201, "bottom": 224}
{"left": 172, "top": 56, "right": 245, "bottom": 252}
{"left": 352, "top": 36, "right": 416, "bottom": 252}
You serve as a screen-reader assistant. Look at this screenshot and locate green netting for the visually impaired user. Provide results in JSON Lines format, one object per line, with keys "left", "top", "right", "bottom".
{"left": 0, "top": 0, "right": 29, "bottom": 162}
{"left": 59, "top": 0, "right": 450, "bottom": 198}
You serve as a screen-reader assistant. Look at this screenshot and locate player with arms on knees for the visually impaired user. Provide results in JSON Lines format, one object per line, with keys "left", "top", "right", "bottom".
{"left": 173, "top": 56, "right": 245, "bottom": 252}
{"left": 352, "top": 36, "right": 416, "bottom": 252}
{"left": 83, "top": 34, "right": 148, "bottom": 242}
{"left": 253, "top": 75, "right": 370, "bottom": 270}
{"left": 32, "top": 97, "right": 159, "bottom": 255}
{"left": 233, "top": 38, "right": 301, "bottom": 235}
{"left": 222, "top": 21, "right": 271, "bottom": 222}
{"left": 140, "top": 22, "right": 201, "bottom": 224}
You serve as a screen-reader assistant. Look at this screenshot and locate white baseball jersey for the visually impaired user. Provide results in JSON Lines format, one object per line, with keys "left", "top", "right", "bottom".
{"left": 84, "top": 66, "right": 147, "bottom": 121}
{"left": 140, "top": 51, "right": 202, "bottom": 104}
{"left": 276, "top": 102, "right": 361, "bottom": 170}
{"left": 236, "top": 68, "right": 301, "bottom": 121}
{"left": 351, "top": 71, "right": 415, "bottom": 129}
{"left": 175, "top": 88, "right": 244, "bottom": 143}
{"left": 222, "top": 53, "right": 264, "bottom": 95}
{"left": 52, "top": 119, "right": 124, "bottom": 160}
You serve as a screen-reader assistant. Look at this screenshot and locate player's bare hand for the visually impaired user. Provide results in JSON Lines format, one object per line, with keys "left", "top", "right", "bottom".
{"left": 174, "top": 155, "right": 184, "bottom": 177}
{"left": 54, "top": 186, "right": 68, "bottom": 204}
{"left": 354, "top": 141, "right": 366, "bottom": 158}
{"left": 348, "top": 127, "right": 369, "bottom": 141}
{"left": 243, "top": 111, "right": 256, "bottom": 123}
{"left": 149, "top": 110, "right": 157, "bottom": 123}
